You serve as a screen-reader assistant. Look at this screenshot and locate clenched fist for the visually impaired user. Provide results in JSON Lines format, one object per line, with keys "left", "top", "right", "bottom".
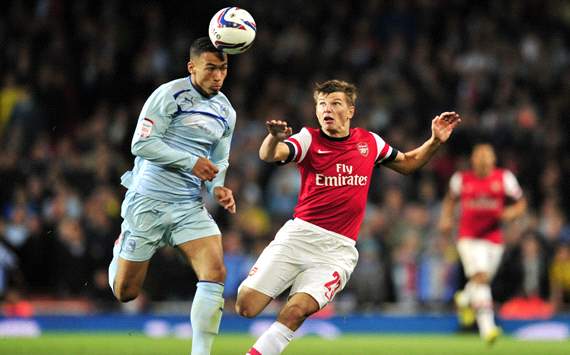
{"left": 214, "top": 186, "right": 236, "bottom": 214}
{"left": 192, "top": 157, "right": 219, "bottom": 181}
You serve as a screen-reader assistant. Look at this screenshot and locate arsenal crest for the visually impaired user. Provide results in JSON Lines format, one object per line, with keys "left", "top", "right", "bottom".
{"left": 357, "top": 142, "right": 369, "bottom": 157}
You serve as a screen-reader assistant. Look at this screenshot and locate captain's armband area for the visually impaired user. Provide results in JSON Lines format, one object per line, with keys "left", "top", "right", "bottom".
{"left": 376, "top": 148, "right": 399, "bottom": 166}
{"left": 276, "top": 141, "right": 295, "bottom": 165}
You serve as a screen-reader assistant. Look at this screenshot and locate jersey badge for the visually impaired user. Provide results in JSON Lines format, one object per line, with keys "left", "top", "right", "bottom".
{"left": 357, "top": 142, "right": 369, "bottom": 157}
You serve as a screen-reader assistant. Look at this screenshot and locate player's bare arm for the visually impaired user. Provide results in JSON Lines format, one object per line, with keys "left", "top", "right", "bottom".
{"left": 438, "top": 192, "right": 458, "bottom": 236}
{"left": 385, "top": 112, "right": 461, "bottom": 175}
{"left": 214, "top": 186, "right": 236, "bottom": 214}
{"left": 501, "top": 197, "right": 527, "bottom": 222}
{"left": 259, "top": 119, "right": 293, "bottom": 162}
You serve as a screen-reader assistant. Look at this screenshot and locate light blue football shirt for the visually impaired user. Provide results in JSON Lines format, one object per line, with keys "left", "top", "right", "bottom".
{"left": 120, "top": 76, "right": 236, "bottom": 202}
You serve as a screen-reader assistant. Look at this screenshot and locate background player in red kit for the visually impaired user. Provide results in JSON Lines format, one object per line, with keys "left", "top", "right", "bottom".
{"left": 439, "top": 143, "right": 527, "bottom": 344}
{"left": 236, "top": 80, "right": 461, "bottom": 355}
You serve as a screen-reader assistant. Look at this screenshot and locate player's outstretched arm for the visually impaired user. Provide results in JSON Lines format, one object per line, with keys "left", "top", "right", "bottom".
{"left": 384, "top": 112, "right": 461, "bottom": 175}
{"left": 259, "top": 120, "right": 292, "bottom": 162}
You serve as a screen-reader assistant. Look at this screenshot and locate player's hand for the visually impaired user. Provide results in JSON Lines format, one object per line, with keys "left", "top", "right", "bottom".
{"left": 266, "top": 120, "right": 292, "bottom": 141}
{"left": 214, "top": 186, "right": 236, "bottom": 214}
{"left": 431, "top": 112, "right": 461, "bottom": 143}
{"left": 192, "top": 157, "right": 219, "bottom": 181}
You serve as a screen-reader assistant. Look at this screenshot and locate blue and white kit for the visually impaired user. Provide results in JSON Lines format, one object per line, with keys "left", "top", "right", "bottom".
{"left": 115, "top": 76, "right": 236, "bottom": 261}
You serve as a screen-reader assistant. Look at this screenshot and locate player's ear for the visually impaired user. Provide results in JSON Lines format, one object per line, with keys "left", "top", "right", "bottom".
{"left": 187, "top": 60, "right": 194, "bottom": 75}
{"left": 348, "top": 105, "right": 355, "bottom": 119}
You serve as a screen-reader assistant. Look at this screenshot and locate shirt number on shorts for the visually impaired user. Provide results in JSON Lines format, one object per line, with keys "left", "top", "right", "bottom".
{"left": 324, "top": 271, "right": 341, "bottom": 301}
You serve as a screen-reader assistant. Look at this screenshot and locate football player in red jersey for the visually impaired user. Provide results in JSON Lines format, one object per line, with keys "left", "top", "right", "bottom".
{"left": 236, "top": 80, "right": 461, "bottom": 355}
{"left": 439, "top": 143, "right": 527, "bottom": 344}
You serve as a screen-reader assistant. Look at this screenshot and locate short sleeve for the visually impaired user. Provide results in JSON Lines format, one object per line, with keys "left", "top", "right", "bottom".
{"left": 449, "top": 172, "right": 462, "bottom": 197}
{"left": 371, "top": 132, "right": 398, "bottom": 163}
{"left": 141, "top": 85, "right": 177, "bottom": 118}
{"left": 133, "top": 85, "right": 178, "bottom": 141}
{"left": 284, "top": 127, "right": 312, "bottom": 163}
{"left": 503, "top": 170, "right": 523, "bottom": 200}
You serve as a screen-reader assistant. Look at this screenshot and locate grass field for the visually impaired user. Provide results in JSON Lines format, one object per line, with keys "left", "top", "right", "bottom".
{"left": 1, "top": 333, "right": 569, "bottom": 355}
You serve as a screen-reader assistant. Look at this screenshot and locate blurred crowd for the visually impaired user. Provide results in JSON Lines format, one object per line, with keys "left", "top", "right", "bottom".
{"left": 1, "top": 0, "right": 570, "bottom": 316}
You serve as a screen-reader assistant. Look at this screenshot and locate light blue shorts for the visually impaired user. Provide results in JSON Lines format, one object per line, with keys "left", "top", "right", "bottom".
{"left": 116, "top": 191, "right": 221, "bottom": 261}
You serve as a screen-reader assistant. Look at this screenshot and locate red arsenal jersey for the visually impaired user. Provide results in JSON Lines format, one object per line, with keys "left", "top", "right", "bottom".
{"left": 450, "top": 168, "right": 523, "bottom": 244}
{"left": 283, "top": 127, "right": 397, "bottom": 241}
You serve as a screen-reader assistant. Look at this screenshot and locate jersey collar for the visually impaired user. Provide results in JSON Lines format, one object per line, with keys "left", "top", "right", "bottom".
{"left": 319, "top": 128, "right": 351, "bottom": 141}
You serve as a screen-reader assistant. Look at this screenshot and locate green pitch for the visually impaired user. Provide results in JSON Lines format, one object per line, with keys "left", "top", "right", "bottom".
{"left": 0, "top": 333, "right": 568, "bottom": 355}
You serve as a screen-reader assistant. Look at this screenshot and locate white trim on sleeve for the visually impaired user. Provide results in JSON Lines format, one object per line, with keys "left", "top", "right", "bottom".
{"left": 371, "top": 132, "right": 393, "bottom": 162}
{"left": 503, "top": 170, "right": 523, "bottom": 200}
{"left": 286, "top": 127, "right": 312, "bottom": 163}
{"left": 449, "top": 172, "right": 462, "bottom": 197}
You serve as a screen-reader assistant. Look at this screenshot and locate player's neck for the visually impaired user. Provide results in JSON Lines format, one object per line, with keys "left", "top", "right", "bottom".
{"left": 189, "top": 76, "right": 217, "bottom": 99}
{"left": 474, "top": 169, "right": 492, "bottom": 178}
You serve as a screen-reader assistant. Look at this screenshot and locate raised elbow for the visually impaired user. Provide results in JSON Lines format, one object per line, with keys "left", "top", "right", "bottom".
{"left": 395, "top": 166, "right": 414, "bottom": 175}
{"left": 131, "top": 139, "right": 150, "bottom": 157}
{"left": 258, "top": 151, "right": 274, "bottom": 163}
{"left": 131, "top": 142, "right": 142, "bottom": 156}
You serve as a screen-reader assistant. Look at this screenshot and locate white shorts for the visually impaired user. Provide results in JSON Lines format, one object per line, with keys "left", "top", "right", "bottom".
{"left": 239, "top": 218, "right": 359, "bottom": 309}
{"left": 457, "top": 238, "right": 504, "bottom": 279}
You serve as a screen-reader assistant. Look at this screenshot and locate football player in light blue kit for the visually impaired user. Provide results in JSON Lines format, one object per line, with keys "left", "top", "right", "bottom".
{"left": 108, "top": 37, "right": 236, "bottom": 355}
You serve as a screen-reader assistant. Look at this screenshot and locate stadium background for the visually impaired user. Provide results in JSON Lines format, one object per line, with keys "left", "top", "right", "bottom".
{"left": 1, "top": 0, "right": 570, "bottom": 352}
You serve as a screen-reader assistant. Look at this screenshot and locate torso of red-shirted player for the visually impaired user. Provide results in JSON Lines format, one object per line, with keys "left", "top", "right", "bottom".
{"left": 452, "top": 168, "right": 522, "bottom": 244}
{"left": 285, "top": 127, "right": 395, "bottom": 241}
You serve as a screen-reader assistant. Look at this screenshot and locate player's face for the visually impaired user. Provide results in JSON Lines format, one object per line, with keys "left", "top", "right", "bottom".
{"left": 188, "top": 52, "right": 228, "bottom": 96}
{"left": 471, "top": 145, "right": 496, "bottom": 176}
{"left": 315, "top": 92, "right": 355, "bottom": 137}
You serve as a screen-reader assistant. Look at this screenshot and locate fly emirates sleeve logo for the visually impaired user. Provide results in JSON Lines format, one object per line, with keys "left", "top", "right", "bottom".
{"left": 315, "top": 163, "right": 368, "bottom": 187}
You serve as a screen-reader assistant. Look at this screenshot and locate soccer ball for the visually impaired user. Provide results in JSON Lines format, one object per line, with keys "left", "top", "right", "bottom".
{"left": 208, "top": 7, "right": 256, "bottom": 55}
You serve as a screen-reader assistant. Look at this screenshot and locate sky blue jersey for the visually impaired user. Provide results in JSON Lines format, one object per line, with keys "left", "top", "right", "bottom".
{"left": 120, "top": 76, "right": 236, "bottom": 202}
